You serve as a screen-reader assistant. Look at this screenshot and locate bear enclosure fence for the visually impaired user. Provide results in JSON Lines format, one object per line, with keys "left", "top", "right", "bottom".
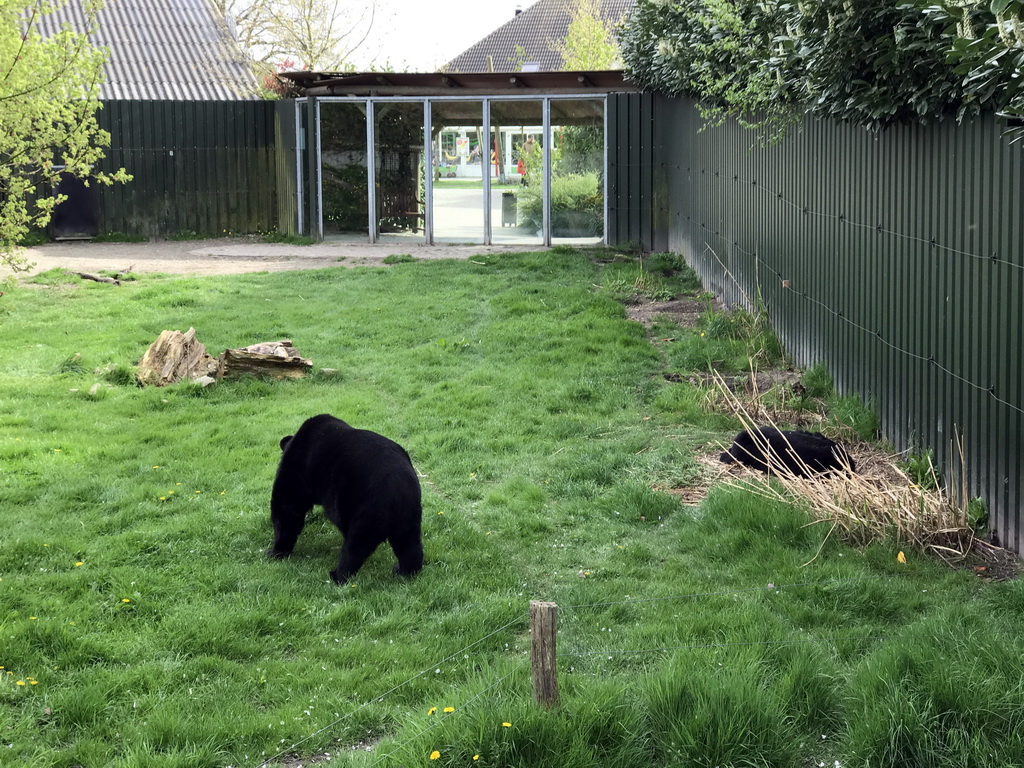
{"left": 88, "top": 100, "right": 281, "bottom": 239}
{"left": 605, "top": 93, "right": 1024, "bottom": 558}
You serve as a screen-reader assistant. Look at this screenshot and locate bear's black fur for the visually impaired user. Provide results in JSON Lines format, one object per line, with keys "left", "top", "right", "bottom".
{"left": 720, "top": 426, "right": 855, "bottom": 477}
{"left": 268, "top": 414, "right": 423, "bottom": 584}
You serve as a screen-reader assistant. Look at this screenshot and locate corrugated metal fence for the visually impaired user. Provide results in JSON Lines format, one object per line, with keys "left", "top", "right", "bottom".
{"left": 609, "top": 93, "right": 1024, "bottom": 557}
{"left": 93, "top": 100, "right": 278, "bottom": 237}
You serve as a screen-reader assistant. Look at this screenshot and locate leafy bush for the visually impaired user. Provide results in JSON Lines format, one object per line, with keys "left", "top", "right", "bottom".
{"left": 519, "top": 173, "right": 603, "bottom": 236}
{"left": 621, "top": 0, "right": 1021, "bottom": 139}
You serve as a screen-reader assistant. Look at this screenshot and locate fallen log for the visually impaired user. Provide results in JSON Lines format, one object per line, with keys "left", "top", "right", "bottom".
{"left": 76, "top": 272, "right": 120, "bottom": 285}
{"left": 216, "top": 340, "right": 312, "bottom": 380}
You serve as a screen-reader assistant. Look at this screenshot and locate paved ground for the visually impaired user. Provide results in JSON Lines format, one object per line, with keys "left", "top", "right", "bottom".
{"left": 9, "top": 237, "right": 547, "bottom": 278}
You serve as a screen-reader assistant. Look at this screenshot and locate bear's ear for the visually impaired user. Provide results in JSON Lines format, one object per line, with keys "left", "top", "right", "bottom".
{"left": 280, "top": 435, "right": 293, "bottom": 451}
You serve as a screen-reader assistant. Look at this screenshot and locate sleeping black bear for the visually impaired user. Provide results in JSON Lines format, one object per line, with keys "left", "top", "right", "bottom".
{"left": 720, "top": 426, "right": 855, "bottom": 477}
{"left": 268, "top": 414, "right": 423, "bottom": 584}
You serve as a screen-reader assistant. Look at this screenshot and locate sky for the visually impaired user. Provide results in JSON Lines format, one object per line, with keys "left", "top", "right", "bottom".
{"left": 349, "top": 0, "right": 527, "bottom": 72}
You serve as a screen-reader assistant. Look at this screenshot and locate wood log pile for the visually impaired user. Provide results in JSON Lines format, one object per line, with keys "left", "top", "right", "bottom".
{"left": 136, "top": 331, "right": 313, "bottom": 386}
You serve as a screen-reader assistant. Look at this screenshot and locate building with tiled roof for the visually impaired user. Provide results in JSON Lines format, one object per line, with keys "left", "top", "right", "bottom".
{"left": 443, "top": 0, "right": 635, "bottom": 74}
{"left": 35, "top": 0, "right": 258, "bottom": 100}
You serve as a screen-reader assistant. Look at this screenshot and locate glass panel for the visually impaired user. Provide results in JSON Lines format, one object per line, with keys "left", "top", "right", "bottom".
{"left": 319, "top": 101, "right": 369, "bottom": 240}
{"left": 550, "top": 99, "right": 605, "bottom": 245}
{"left": 489, "top": 100, "right": 544, "bottom": 246}
{"left": 375, "top": 102, "right": 426, "bottom": 244}
{"left": 431, "top": 101, "right": 484, "bottom": 244}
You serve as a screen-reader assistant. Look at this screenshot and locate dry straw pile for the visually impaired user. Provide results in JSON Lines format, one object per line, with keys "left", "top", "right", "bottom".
{"left": 710, "top": 373, "right": 984, "bottom": 564}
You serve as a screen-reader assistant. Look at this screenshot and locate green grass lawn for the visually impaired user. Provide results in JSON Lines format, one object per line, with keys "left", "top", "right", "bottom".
{"left": 1, "top": 249, "right": 1022, "bottom": 768}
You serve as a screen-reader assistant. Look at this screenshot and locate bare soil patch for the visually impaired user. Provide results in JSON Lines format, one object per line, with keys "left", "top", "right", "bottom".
{"left": 11, "top": 236, "right": 545, "bottom": 278}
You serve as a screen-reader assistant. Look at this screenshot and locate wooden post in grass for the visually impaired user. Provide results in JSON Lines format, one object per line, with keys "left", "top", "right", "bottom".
{"left": 530, "top": 600, "right": 559, "bottom": 709}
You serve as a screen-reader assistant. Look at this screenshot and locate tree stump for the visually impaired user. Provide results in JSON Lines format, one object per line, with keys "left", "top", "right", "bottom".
{"left": 216, "top": 339, "right": 312, "bottom": 380}
{"left": 136, "top": 328, "right": 218, "bottom": 387}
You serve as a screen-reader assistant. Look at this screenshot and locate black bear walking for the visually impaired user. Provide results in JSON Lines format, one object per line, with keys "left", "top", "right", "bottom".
{"left": 720, "top": 426, "right": 855, "bottom": 477}
{"left": 269, "top": 414, "right": 424, "bottom": 584}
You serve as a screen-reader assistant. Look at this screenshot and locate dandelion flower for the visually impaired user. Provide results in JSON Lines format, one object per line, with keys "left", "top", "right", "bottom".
{"left": 29, "top": 680, "right": 37, "bottom": 686}
{"left": 16, "top": 680, "right": 25, "bottom": 686}
{"left": 897, "top": 551, "right": 907, "bottom": 564}
{"left": 74, "top": 562, "right": 84, "bottom": 567}
{"left": 473, "top": 756, "right": 480, "bottom": 761}
{"left": 502, "top": 722, "right": 512, "bottom": 728}
{"left": 29, "top": 617, "right": 37, "bottom": 621}
{"left": 427, "top": 707, "right": 437, "bottom": 716}
{"left": 430, "top": 750, "right": 441, "bottom": 760}
{"left": 121, "top": 598, "right": 131, "bottom": 603}
{"left": 443, "top": 706, "right": 454, "bottom": 713}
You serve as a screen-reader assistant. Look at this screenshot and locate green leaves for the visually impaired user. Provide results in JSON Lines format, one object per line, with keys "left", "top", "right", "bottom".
{"left": 1, "top": 0, "right": 130, "bottom": 270}
{"left": 621, "top": 0, "right": 1024, "bottom": 140}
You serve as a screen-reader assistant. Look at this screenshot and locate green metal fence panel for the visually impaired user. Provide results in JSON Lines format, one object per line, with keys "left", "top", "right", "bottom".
{"left": 94, "top": 100, "right": 277, "bottom": 238}
{"left": 645, "top": 96, "right": 1023, "bottom": 557}
{"left": 608, "top": 92, "right": 659, "bottom": 247}
{"left": 274, "top": 100, "right": 300, "bottom": 236}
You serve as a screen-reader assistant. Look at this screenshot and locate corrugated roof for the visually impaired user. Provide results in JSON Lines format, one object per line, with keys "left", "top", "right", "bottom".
{"left": 281, "top": 69, "right": 636, "bottom": 96}
{"left": 443, "top": 0, "right": 636, "bottom": 74}
{"left": 35, "top": 0, "right": 258, "bottom": 100}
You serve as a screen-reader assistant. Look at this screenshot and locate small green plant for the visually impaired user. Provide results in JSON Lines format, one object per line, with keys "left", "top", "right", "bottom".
{"left": 383, "top": 253, "right": 416, "bottom": 264}
{"left": 904, "top": 449, "right": 940, "bottom": 491}
{"left": 435, "top": 336, "right": 470, "bottom": 351}
{"left": 264, "top": 231, "right": 314, "bottom": 245}
{"left": 829, "top": 395, "right": 880, "bottom": 441}
{"left": 101, "top": 364, "right": 139, "bottom": 387}
{"left": 801, "top": 363, "right": 834, "bottom": 399}
{"left": 93, "top": 231, "right": 147, "bottom": 243}
{"left": 966, "top": 497, "right": 988, "bottom": 532}
{"left": 54, "top": 352, "right": 86, "bottom": 374}
{"left": 644, "top": 253, "right": 701, "bottom": 293}
{"left": 167, "top": 230, "right": 204, "bottom": 241}
{"left": 27, "top": 268, "right": 82, "bottom": 286}
{"left": 17, "top": 229, "right": 49, "bottom": 246}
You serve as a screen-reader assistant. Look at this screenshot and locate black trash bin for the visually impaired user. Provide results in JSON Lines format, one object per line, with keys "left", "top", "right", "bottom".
{"left": 501, "top": 192, "right": 517, "bottom": 227}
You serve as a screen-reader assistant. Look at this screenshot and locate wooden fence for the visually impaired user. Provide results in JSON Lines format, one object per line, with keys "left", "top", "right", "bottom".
{"left": 91, "top": 100, "right": 279, "bottom": 238}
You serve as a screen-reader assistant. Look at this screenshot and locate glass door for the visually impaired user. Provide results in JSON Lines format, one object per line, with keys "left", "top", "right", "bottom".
{"left": 430, "top": 101, "right": 485, "bottom": 244}
{"left": 374, "top": 102, "right": 426, "bottom": 244}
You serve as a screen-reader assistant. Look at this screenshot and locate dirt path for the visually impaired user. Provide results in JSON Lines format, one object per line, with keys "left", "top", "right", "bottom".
{"left": 10, "top": 237, "right": 545, "bottom": 278}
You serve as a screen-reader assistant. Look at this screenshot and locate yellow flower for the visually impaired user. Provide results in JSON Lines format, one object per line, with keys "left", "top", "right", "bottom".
{"left": 29, "top": 617, "right": 36, "bottom": 621}
{"left": 153, "top": 465, "right": 160, "bottom": 469}
{"left": 502, "top": 722, "right": 512, "bottom": 728}
{"left": 121, "top": 598, "right": 131, "bottom": 603}
{"left": 16, "top": 680, "right": 25, "bottom": 686}
{"left": 897, "top": 551, "right": 907, "bottom": 564}
{"left": 74, "top": 562, "right": 83, "bottom": 567}
{"left": 159, "top": 496, "right": 166, "bottom": 501}
{"left": 430, "top": 750, "right": 441, "bottom": 760}
{"left": 427, "top": 707, "right": 437, "bottom": 716}
{"left": 29, "top": 680, "right": 38, "bottom": 686}
{"left": 443, "top": 706, "right": 454, "bottom": 713}
{"left": 473, "top": 756, "right": 480, "bottom": 761}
